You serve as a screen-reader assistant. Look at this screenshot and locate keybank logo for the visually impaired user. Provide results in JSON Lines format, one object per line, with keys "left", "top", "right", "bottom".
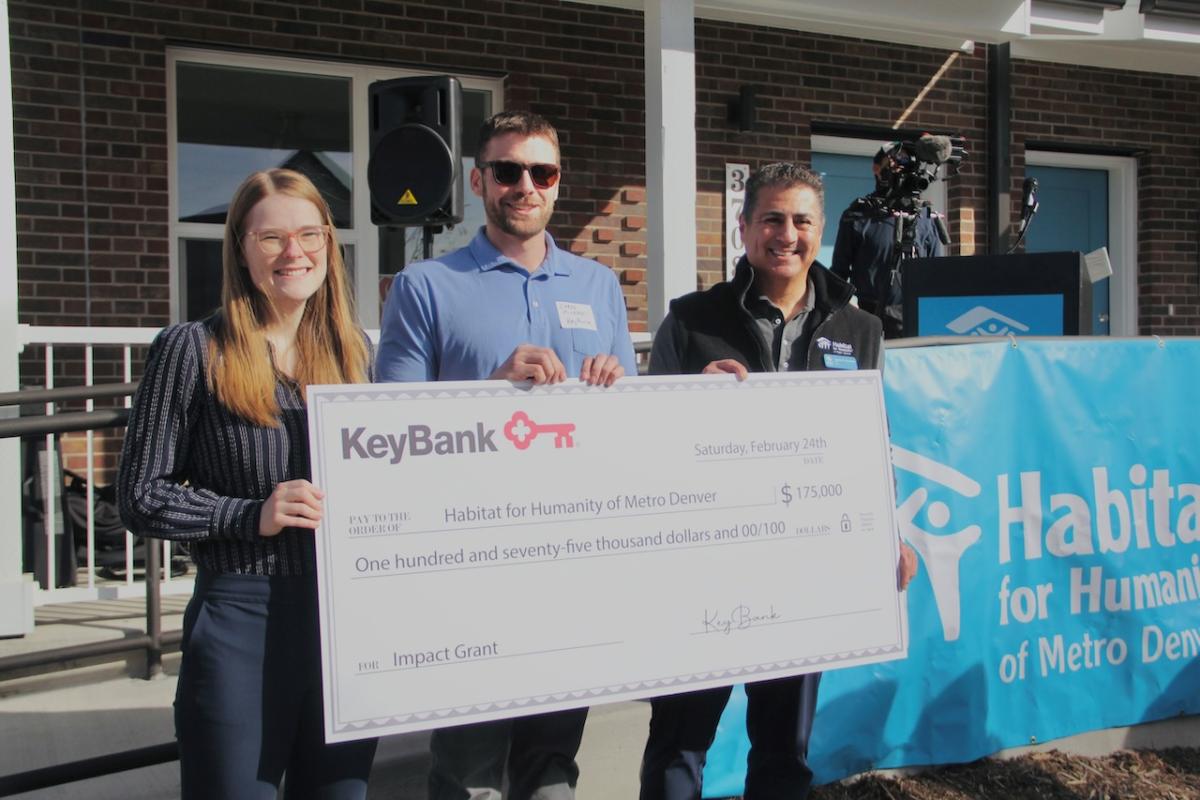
{"left": 341, "top": 423, "right": 498, "bottom": 463}
{"left": 946, "top": 306, "right": 1031, "bottom": 336}
{"left": 893, "top": 445, "right": 983, "bottom": 642}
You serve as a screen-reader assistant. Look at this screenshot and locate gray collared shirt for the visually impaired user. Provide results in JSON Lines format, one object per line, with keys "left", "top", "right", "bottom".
{"left": 743, "top": 275, "right": 817, "bottom": 372}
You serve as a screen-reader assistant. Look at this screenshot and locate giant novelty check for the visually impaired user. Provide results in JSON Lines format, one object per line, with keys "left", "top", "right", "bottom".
{"left": 308, "top": 372, "right": 907, "bottom": 742}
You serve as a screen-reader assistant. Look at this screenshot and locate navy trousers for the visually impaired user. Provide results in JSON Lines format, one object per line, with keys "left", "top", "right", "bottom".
{"left": 428, "top": 708, "right": 589, "bottom": 800}
{"left": 639, "top": 673, "right": 821, "bottom": 800}
{"left": 175, "top": 570, "right": 378, "bottom": 800}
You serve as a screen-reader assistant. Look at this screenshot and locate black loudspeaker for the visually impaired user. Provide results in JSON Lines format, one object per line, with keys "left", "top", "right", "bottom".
{"left": 368, "top": 76, "right": 463, "bottom": 227}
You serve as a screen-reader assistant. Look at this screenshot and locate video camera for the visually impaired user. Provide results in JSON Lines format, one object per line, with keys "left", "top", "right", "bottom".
{"left": 876, "top": 133, "right": 968, "bottom": 212}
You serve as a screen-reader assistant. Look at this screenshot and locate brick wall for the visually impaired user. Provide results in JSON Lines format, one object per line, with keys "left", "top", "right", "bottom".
{"left": 693, "top": 22, "right": 989, "bottom": 290}
{"left": 8, "top": 0, "right": 1200, "bottom": 344}
{"left": 9, "top": 0, "right": 170, "bottom": 330}
{"left": 1011, "top": 60, "right": 1200, "bottom": 335}
{"left": 7, "top": 0, "right": 652, "bottom": 329}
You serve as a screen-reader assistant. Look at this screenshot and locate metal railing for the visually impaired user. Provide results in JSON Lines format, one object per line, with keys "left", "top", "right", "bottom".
{"left": 0, "top": 743, "right": 180, "bottom": 797}
{"left": 0, "top": 397, "right": 178, "bottom": 681}
{"left": 10, "top": 325, "right": 192, "bottom": 603}
{"left": 2, "top": 326, "right": 188, "bottom": 681}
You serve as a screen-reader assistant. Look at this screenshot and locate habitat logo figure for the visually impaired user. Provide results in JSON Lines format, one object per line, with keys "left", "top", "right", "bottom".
{"left": 893, "top": 445, "right": 983, "bottom": 642}
{"left": 946, "top": 306, "right": 1031, "bottom": 336}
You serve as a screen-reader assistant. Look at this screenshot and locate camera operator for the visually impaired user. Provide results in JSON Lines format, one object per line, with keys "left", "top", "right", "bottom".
{"left": 830, "top": 147, "right": 945, "bottom": 339}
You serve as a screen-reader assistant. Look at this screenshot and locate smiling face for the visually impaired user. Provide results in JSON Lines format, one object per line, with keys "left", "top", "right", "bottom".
{"left": 470, "top": 132, "right": 560, "bottom": 243}
{"left": 239, "top": 193, "right": 328, "bottom": 321}
{"left": 739, "top": 184, "right": 825, "bottom": 291}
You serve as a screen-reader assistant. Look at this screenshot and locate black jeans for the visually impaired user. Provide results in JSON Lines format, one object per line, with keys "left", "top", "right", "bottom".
{"left": 175, "top": 571, "right": 378, "bottom": 800}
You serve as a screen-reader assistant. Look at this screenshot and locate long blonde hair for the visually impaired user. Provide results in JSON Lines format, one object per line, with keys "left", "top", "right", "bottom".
{"left": 210, "top": 169, "right": 369, "bottom": 426}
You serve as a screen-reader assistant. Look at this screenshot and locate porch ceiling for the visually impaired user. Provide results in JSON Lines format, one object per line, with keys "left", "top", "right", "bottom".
{"left": 584, "top": 0, "right": 1200, "bottom": 76}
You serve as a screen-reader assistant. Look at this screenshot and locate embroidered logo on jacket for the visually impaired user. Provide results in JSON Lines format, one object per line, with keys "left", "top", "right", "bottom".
{"left": 815, "top": 337, "right": 855, "bottom": 356}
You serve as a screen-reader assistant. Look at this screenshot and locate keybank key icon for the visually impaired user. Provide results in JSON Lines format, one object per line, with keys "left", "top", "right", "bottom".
{"left": 503, "top": 411, "right": 576, "bottom": 450}
{"left": 893, "top": 446, "right": 983, "bottom": 642}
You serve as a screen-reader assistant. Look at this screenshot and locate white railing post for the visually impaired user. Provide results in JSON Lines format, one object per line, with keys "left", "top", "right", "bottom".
{"left": 0, "top": 1, "right": 35, "bottom": 635}
{"left": 43, "top": 346, "right": 56, "bottom": 591}
{"left": 85, "top": 345, "right": 96, "bottom": 588}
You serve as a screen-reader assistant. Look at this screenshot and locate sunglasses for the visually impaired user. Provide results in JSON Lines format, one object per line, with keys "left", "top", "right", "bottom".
{"left": 479, "top": 160, "right": 561, "bottom": 190}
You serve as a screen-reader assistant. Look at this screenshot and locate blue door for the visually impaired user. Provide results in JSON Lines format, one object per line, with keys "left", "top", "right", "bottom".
{"left": 811, "top": 152, "right": 875, "bottom": 267}
{"left": 1024, "top": 165, "right": 1109, "bottom": 334}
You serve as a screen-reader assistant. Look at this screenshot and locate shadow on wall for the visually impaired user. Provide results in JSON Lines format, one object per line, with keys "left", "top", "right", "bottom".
{"left": 813, "top": 662, "right": 1006, "bottom": 784}
{"left": 1133, "top": 654, "right": 1200, "bottom": 750}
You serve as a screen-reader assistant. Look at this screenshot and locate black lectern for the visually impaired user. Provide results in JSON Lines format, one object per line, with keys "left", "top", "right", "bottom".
{"left": 900, "top": 251, "right": 1093, "bottom": 337}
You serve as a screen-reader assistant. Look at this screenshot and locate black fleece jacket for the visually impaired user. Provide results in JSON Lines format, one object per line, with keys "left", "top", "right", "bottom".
{"left": 650, "top": 257, "right": 883, "bottom": 376}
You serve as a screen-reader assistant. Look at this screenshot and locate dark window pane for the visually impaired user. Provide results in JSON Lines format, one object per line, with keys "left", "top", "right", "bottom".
{"left": 182, "top": 239, "right": 222, "bottom": 321}
{"left": 176, "top": 63, "right": 352, "bottom": 226}
{"left": 460, "top": 89, "right": 492, "bottom": 161}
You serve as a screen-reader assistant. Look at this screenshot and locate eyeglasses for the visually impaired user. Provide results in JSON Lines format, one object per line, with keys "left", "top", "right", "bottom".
{"left": 478, "top": 160, "right": 561, "bottom": 190}
{"left": 243, "top": 226, "right": 330, "bottom": 256}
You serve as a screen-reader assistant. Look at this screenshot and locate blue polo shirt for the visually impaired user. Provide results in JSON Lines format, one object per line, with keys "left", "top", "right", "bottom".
{"left": 377, "top": 228, "right": 637, "bottom": 382}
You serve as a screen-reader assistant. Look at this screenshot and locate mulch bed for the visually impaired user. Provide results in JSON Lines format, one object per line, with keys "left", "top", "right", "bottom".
{"left": 803, "top": 748, "right": 1200, "bottom": 799}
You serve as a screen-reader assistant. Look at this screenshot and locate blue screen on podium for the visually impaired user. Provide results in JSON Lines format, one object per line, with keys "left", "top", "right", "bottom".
{"left": 917, "top": 294, "right": 1064, "bottom": 336}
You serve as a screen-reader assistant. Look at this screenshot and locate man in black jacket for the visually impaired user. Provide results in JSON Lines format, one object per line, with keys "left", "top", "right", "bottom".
{"left": 830, "top": 148, "right": 944, "bottom": 339}
{"left": 639, "top": 162, "right": 917, "bottom": 800}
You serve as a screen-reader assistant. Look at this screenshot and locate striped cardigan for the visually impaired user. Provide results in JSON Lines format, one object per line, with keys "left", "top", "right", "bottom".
{"left": 118, "top": 318, "right": 367, "bottom": 575}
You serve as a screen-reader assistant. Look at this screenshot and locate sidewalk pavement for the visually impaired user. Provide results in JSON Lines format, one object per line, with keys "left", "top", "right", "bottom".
{"left": 0, "top": 596, "right": 648, "bottom": 799}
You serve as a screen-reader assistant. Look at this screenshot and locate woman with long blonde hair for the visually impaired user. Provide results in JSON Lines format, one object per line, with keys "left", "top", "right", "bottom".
{"left": 119, "top": 169, "right": 377, "bottom": 798}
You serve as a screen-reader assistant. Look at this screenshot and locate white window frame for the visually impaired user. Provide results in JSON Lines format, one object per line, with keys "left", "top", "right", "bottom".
{"left": 1024, "top": 149, "right": 1137, "bottom": 336}
{"left": 811, "top": 134, "right": 948, "bottom": 219}
{"left": 167, "top": 47, "right": 503, "bottom": 328}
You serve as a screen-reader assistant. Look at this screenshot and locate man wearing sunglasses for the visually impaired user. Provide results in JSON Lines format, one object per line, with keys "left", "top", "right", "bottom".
{"left": 377, "top": 110, "right": 637, "bottom": 800}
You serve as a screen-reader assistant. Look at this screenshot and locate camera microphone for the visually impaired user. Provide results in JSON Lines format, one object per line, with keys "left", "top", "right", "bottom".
{"left": 910, "top": 134, "right": 954, "bottom": 164}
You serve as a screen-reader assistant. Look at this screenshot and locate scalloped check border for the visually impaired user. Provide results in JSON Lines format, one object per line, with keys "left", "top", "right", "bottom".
{"left": 311, "top": 371, "right": 878, "bottom": 409}
{"left": 333, "top": 642, "right": 903, "bottom": 732}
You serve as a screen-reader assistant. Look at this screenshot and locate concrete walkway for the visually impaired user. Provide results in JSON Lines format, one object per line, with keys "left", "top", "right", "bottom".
{"left": 7, "top": 597, "right": 1199, "bottom": 798}
{"left": 0, "top": 596, "right": 648, "bottom": 799}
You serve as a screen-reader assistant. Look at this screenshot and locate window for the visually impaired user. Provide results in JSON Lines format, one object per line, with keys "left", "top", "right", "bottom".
{"left": 168, "top": 49, "right": 501, "bottom": 326}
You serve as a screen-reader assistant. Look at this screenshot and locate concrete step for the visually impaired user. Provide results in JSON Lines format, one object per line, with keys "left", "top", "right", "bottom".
{"left": 0, "top": 596, "right": 187, "bottom": 696}
{"left": 1, "top": 596, "right": 649, "bottom": 798}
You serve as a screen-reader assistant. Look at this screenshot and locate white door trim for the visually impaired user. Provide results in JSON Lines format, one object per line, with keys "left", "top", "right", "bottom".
{"left": 1024, "top": 150, "right": 1137, "bottom": 336}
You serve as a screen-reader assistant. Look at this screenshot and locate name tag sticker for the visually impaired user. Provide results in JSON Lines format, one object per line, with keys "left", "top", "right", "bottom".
{"left": 556, "top": 302, "right": 598, "bottom": 331}
{"left": 823, "top": 354, "right": 859, "bottom": 370}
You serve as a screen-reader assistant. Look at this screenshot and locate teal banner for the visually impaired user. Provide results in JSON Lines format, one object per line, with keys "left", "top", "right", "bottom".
{"left": 704, "top": 339, "right": 1200, "bottom": 795}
